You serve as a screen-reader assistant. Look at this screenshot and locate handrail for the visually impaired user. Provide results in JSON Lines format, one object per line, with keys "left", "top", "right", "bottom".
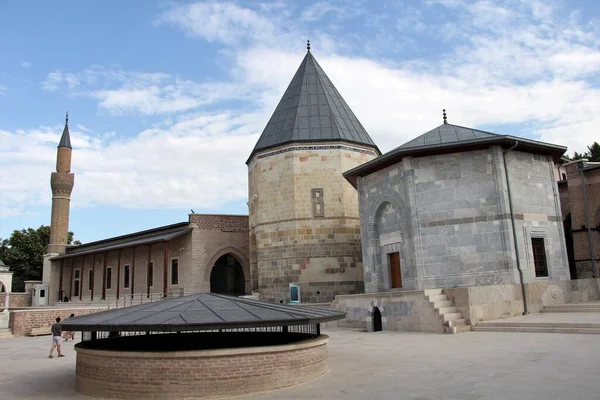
{"left": 106, "top": 288, "right": 188, "bottom": 310}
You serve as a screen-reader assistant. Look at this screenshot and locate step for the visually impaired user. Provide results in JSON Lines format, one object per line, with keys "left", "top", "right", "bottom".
{"left": 433, "top": 300, "right": 453, "bottom": 308}
{"left": 454, "top": 325, "right": 472, "bottom": 333}
{"left": 472, "top": 326, "right": 600, "bottom": 334}
{"left": 424, "top": 289, "right": 442, "bottom": 296}
{"left": 0, "top": 329, "right": 13, "bottom": 339}
{"left": 437, "top": 306, "right": 458, "bottom": 315}
{"left": 427, "top": 294, "right": 448, "bottom": 302}
{"left": 29, "top": 326, "right": 51, "bottom": 336}
{"left": 476, "top": 321, "right": 600, "bottom": 329}
{"left": 544, "top": 303, "right": 600, "bottom": 309}
{"left": 443, "top": 312, "right": 463, "bottom": 322}
{"left": 542, "top": 308, "right": 600, "bottom": 313}
{"left": 448, "top": 319, "right": 467, "bottom": 327}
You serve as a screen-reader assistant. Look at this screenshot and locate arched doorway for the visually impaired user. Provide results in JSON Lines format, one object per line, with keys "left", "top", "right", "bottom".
{"left": 372, "top": 307, "right": 382, "bottom": 332}
{"left": 210, "top": 254, "right": 245, "bottom": 296}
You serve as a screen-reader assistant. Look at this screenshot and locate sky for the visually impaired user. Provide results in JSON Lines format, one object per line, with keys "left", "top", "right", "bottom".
{"left": 0, "top": 0, "right": 599, "bottom": 244}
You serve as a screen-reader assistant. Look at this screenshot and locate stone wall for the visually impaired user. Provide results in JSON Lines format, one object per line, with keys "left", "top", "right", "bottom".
{"left": 334, "top": 291, "right": 445, "bottom": 333}
{"left": 9, "top": 307, "right": 106, "bottom": 336}
{"left": 357, "top": 147, "right": 569, "bottom": 293}
{"left": 248, "top": 142, "right": 377, "bottom": 303}
{"left": 444, "top": 278, "right": 600, "bottom": 324}
{"left": 75, "top": 335, "right": 329, "bottom": 399}
{"left": 189, "top": 214, "right": 250, "bottom": 294}
{"left": 0, "top": 293, "right": 31, "bottom": 308}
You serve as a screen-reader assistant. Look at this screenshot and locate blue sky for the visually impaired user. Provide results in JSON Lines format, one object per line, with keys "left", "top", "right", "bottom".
{"left": 0, "top": 0, "right": 599, "bottom": 244}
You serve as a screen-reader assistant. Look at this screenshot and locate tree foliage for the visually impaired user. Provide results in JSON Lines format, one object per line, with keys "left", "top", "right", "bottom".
{"left": 566, "top": 142, "right": 600, "bottom": 162}
{"left": 0, "top": 226, "right": 81, "bottom": 291}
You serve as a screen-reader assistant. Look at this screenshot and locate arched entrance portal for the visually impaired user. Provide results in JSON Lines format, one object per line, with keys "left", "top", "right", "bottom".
{"left": 372, "top": 307, "right": 382, "bottom": 332}
{"left": 210, "top": 254, "right": 245, "bottom": 296}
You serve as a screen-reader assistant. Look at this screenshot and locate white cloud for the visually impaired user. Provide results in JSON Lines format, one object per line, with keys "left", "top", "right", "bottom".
{"left": 6, "top": 0, "right": 599, "bottom": 219}
{"left": 20, "top": 61, "right": 32, "bottom": 68}
{"left": 0, "top": 112, "right": 264, "bottom": 218}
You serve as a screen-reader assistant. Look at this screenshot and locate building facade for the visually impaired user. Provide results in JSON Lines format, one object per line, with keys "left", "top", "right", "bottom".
{"left": 344, "top": 121, "right": 571, "bottom": 292}
{"left": 247, "top": 47, "right": 380, "bottom": 303}
{"left": 559, "top": 160, "right": 600, "bottom": 279}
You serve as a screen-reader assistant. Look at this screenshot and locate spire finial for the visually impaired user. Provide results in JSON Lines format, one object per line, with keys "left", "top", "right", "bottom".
{"left": 307, "top": 40, "right": 310, "bottom": 52}
{"left": 65, "top": 111, "right": 69, "bottom": 125}
{"left": 443, "top": 109, "right": 447, "bottom": 124}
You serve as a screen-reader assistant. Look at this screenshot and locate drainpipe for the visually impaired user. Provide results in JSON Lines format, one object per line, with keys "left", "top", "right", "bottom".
{"left": 502, "top": 141, "right": 528, "bottom": 314}
{"left": 579, "top": 163, "right": 598, "bottom": 278}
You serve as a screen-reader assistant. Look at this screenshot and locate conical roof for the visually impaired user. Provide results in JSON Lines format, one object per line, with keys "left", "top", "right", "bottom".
{"left": 60, "top": 292, "right": 346, "bottom": 332}
{"left": 58, "top": 112, "right": 72, "bottom": 148}
{"left": 247, "top": 51, "right": 379, "bottom": 163}
{"left": 397, "top": 123, "right": 499, "bottom": 149}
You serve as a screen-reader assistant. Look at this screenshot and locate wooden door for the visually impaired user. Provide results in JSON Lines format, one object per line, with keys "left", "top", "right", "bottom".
{"left": 389, "top": 252, "right": 402, "bottom": 288}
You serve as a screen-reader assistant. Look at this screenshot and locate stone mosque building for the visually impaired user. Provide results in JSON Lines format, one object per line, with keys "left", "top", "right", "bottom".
{"left": 41, "top": 45, "right": 597, "bottom": 331}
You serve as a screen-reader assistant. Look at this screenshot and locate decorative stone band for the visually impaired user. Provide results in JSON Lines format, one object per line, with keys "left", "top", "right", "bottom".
{"left": 256, "top": 144, "right": 378, "bottom": 160}
{"left": 421, "top": 213, "right": 562, "bottom": 228}
{"left": 74, "top": 335, "right": 329, "bottom": 400}
{"left": 253, "top": 215, "right": 360, "bottom": 229}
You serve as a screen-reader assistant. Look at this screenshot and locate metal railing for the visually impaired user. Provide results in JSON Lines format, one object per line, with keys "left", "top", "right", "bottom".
{"left": 107, "top": 288, "right": 190, "bottom": 310}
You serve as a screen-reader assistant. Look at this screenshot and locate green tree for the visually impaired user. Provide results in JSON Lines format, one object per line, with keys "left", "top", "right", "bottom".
{"left": 0, "top": 226, "right": 81, "bottom": 291}
{"left": 567, "top": 141, "right": 600, "bottom": 162}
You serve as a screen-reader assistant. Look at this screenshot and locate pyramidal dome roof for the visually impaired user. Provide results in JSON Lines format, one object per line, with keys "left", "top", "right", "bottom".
{"left": 247, "top": 50, "right": 380, "bottom": 163}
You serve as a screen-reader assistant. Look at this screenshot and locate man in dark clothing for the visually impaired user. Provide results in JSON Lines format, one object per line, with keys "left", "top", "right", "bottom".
{"left": 49, "top": 317, "right": 65, "bottom": 358}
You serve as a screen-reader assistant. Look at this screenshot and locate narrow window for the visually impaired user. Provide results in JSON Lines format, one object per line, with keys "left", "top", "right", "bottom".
{"left": 171, "top": 259, "right": 179, "bottom": 285}
{"left": 73, "top": 272, "right": 80, "bottom": 297}
{"left": 532, "top": 238, "right": 549, "bottom": 277}
{"left": 106, "top": 267, "right": 112, "bottom": 290}
{"left": 88, "top": 270, "right": 94, "bottom": 290}
{"left": 123, "top": 265, "right": 130, "bottom": 288}
{"left": 312, "top": 188, "right": 324, "bottom": 217}
{"left": 147, "top": 261, "right": 153, "bottom": 287}
{"left": 561, "top": 172, "right": 567, "bottom": 180}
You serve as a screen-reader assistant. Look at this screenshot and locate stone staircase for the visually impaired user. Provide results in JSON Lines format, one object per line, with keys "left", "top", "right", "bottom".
{"left": 472, "top": 321, "right": 600, "bottom": 334}
{"left": 424, "top": 289, "right": 471, "bottom": 334}
{"left": 541, "top": 302, "right": 600, "bottom": 313}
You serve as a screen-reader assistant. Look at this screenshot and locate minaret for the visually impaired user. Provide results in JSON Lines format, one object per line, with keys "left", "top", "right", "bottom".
{"left": 47, "top": 112, "right": 74, "bottom": 254}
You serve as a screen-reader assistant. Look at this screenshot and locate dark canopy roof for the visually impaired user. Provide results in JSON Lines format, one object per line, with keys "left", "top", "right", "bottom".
{"left": 344, "top": 123, "right": 567, "bottom": 187}
{"left": 60, "top": 293, "right": 346, "bottom": 332}
{"left": 247, "top": 50, "right": 380, "bottom": 163}
{"left": 51, "top": 224, "right": 191, "bottom": 260}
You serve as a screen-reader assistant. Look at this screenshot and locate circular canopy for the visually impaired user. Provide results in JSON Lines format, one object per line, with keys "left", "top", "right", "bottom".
{"left": 61, "top": 293, "right": 345, "bottom": 332}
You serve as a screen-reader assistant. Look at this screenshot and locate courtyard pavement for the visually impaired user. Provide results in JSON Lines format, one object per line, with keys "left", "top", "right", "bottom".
{"left": 0, "top": 328, "right": 598, "bottom": 400}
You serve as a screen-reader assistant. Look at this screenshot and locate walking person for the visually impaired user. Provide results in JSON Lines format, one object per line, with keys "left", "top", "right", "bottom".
{"left": 63, "top": 313, "right": 76, "bottom": 341}
{"left": 49, "top": 317, "right": 65, "bottom": 358}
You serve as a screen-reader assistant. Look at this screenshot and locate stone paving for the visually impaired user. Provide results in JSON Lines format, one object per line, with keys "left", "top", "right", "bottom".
{"left": 0, "top": 328, "right": 598, "bottom": 400}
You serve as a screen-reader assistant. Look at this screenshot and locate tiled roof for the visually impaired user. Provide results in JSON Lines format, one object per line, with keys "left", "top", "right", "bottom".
{"left": 247, "top": 50, "right": 379, "bottom": 162}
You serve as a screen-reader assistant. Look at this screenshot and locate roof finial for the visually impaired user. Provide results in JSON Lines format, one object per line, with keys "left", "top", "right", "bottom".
{"left": 65, "top": 111, "right": 69, "bottom": 125}
{"left": 443, "top": 109, "right": 447, "bottom": 124}
{"left": 307, "top": 40, "right": 310, "bottom": 52}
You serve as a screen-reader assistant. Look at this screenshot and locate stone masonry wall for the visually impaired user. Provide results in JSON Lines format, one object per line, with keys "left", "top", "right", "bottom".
{"left": 357, "top": 147, "right": 569, "bottom": 292}
{"left": 75, "top": 336, "right": 328, "bottom": 399}
{"left": 189, "top": 215, "right": 250, "bottom": 294}
{"left": 334, "top": 291, "right": 445, "bottom": 333}
{"left": 249, "top": 143, "right": 378, "bottom": 303}
{"left": 9, "top": 307, "right": 105, "bottom": 336}
{"left": 0, "top": 293, "right": 31, "bottom": 308}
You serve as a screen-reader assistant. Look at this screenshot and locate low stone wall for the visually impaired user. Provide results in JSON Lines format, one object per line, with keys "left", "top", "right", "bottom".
{"left": 9, "top": 307, "right": 106, "bottom": 336}
{"left": 334, "top": 291, "right": 444, "bottom": 333}
{"left": 0, "top": 293, "right": 31, "bottom": 308}
{"left": 75, "top": 335, "right": 329, "bottom": 399}
{"left": 444, "top": 278, "right": 600, "bottom": 324}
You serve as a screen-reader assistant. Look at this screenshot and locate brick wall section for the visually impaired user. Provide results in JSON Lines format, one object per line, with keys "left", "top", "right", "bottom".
{"left": 190, "top": 214, "right": 249, "bottom": 232}
{"left": 75, "top": 335, "right": 328, "bottom": 400}
{"left": 0, "top": 293, "right": 31, "bottom": 308}
{"left": 9, "top": 308, "right": 105, "bottom": 336}
{"left": 564, "top": 161, "right": 600, "bottom": 278}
